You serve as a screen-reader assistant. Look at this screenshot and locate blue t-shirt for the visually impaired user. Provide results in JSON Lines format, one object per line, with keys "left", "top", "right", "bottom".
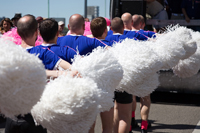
{"left": 123, "top": 29, "right": 131, "bottom": 35}
{"left": 27, "top": 46, "right": 60, "bottom": 70}
{"left": 37, "top": 44, "right": 77, "bottom": 64}
{"left": 107, "top": 30, "right": 113, "bottom": 36}
{"left": 105, "top": 33, "right": 137, "bottom": 46}
{"left": 126, "top": 31, "right": 148, "bottom": 41}
{"left": 98, "top": 39, "right": 113, "bottom": 46}
{"left": 137, "top": 30, "right": 156, "bottom": 38}
{"left": 181, "top": 0, "right": 200, "bottom": 19}
{"left": 105, "top": 34, "right": 128, "bottom": 44}
{"left": 57, "top": 35, "right": 107, "bottom": 55}
{"left": 107, "top": 29, "right": 131, "bottom": 36}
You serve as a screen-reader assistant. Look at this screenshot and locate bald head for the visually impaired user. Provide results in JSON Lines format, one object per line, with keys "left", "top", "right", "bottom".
{"left": 121, "top": 12, "right": 132, "bottom": 24}
{"left": 132, "top": 14, "right": 142, "bottom": 29}
{"left": 68, "top": 14, "right": 85, "bottom": 34}
{"left": 17, "top": 14, "right": 37, "bottom": 40}
{"left": 111, "top": 17, "right": 124, "bottom": 34}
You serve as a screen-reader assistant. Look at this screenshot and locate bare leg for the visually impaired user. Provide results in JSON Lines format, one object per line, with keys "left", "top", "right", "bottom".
{"left": 132, "top": 96, "right": 137, "bottom": 112}
{"left": 100, "top": 107, "right": 114, "bottom": 133}
{"left": 88, "top": 121, "right": 95, "bottom": 133}
{"left": 140, "top": 95, "right": 151, "bottom": 121}
{"left": 114, "top": 101, "right": 132, "bottom": 133}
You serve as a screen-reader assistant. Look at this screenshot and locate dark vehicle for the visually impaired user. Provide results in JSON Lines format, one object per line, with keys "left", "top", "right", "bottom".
{"left": 157, "top": 70, "right": 200, "bottom": 94}
{"left": 110, "top": 0, "right": 200, "bottom": 94}
{"left": 110, "top": 0, "right": 146, "bottom": 19}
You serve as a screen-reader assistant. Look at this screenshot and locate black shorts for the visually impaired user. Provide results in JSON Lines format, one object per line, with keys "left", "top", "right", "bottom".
{"left": 114, "top": 91, "right": 133, "bottom": 104}
{"left": 5, "top": 113, "right": 47, "bottom": 133}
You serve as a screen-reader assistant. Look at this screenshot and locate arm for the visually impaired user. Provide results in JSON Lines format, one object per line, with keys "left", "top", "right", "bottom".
{"left": 46, "top": 70, "right": 81, "bottom": 79}
{"left": 182, "top": 8, "right": 190, "bottom": 23}
{"left": 58, "top": 59, "right": 72, "bottom": 70}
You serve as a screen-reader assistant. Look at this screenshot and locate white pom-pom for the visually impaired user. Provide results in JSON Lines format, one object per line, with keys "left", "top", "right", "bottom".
{"left": 71, "top": 47, "right": 123, "bottom": 112}
{"left": 151, "top": 26, "right": 197, "bottom": 69}
{"left": 0, "top": 38, "right": 46, "bottom": 118}
{"left": 110, "top": 39, "right": 162, "bottom": 96}
{"left": 133, "top": 73, "right": 159, "bottom": 97}
{"left": 173, "top": 31, "right": 200, "bottom": 78}
{"left": 31, "top": 75, "right": 101, "bottom": 133}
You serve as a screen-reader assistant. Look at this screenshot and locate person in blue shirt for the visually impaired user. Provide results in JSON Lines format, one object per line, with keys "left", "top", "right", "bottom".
{"left": 134, "top": 15, "right": 156, "bottom": 38}
{"left": 105, "top": 17, "right": 138, "bottom": 45}
{"left": 121, "top": 12, "right": 133, "bottom": 35}
{"left": 90, "top": 17, "right": 113, "bottom": 47}
{"left": 89, "top": 16, "right": 113, "bottom": 133}
{"left": 5, "top": 14, "right": 78, "bottom": 133}
{"left": 121, "top": 13, "right": 155, "bottom": 41}
{"left": 130, "top": 14, "right": 154, "bottom": 133}
{"left": 37, "top": 18, "right": 77, "bottom": 64}
{"left": 57, "top": 14, "right": 110, "bottom": 56}
{"left": 126, "top": 15, "right": 155, "bottom": 41}
{"left": 104, "top": 17, "right": 134, "bottom": 133}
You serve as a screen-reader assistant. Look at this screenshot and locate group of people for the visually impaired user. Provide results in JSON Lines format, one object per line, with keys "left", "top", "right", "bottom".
{"left": 146, "top": 0, "right": 200, "bottom": 32}
{"left": 1, "top": 10, "right": 159, "bottom": 133}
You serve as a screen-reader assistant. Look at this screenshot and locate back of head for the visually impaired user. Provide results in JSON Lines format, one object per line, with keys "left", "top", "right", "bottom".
{"left": 39, "top": 18, "right": 58, "bottom": 42}
{"left": 17, "top": 14, "right": 37, "bottom": 40}
{"left": 139, "top": 15, "right": 145, "bottom": 25}
{"left": 111, "top": 17, "right": 124, "bottom": 33}
{"left": 68, "top": 14, "right": 85, "bottom": 34}
{"left": 90, "top": 17, "right": 107, "bottom": 38}
{"left": 121, "top": 12, "right": 132, "bottom": 25}
{"left": 132, "top": 14, "right": 142, "bottom": 28}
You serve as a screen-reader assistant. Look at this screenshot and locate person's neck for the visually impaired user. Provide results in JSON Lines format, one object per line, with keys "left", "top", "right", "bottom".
{"left": 21, "top": 40, "right": 35, "bottom": 49}
{"left": 132, "top": 27, "right": 140, "bottom": 30}
{"left": 113, "top": 32, "right": 123, "bottom": 34}
{"left": 96, "top": 36, "right": 105, "bottom": 40}
{"left": 124, "top": 25, "right": 132, "bottom": 30}
{"left": 43, "top": 38, "right": 57, "bottom": 44}
{"left": 70, "top": 31, "right": 83, "bottom": 35}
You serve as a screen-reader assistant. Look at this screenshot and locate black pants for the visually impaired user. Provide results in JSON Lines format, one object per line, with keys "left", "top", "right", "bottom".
{"left": 5, "top": 113, "right": 47, "bottom": 133}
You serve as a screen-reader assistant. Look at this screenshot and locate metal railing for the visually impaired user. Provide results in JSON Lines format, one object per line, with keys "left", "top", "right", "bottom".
{"left": 146, "top": 19, "right": 200, "bottom": 26}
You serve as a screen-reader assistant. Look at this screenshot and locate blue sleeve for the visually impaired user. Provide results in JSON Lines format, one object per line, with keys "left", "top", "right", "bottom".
{"left": 27, "top": 47, "right": 60, "bottom": 70}
{"left": 126, "top": 31, "right": 148, "bottom": 41}
{"left": 57, "top": 37, "right": 64, "bottom": 45}
{"left": 139, "top": 30, "right": 156, "bottom": 38}
{"left": 105, "top": 35, "right": 116, "bottom": 42}
{"left": 134, "top": 32, "right": 148, "bottom": 41}
{"left": 42, "top": 49, "right": 60, "bottom": 70}
{"left": 65, "top": 47, "right": 77, "bottom": 64}
{"left": 107, "top": 30, "right": 113, "bottom": 36}
{"left": 86, "top": 37, "right": 107, "bottom": 49}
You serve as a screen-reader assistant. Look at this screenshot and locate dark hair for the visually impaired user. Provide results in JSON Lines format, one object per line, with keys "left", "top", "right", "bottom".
{"left": 90, "top": 17, "right": 107, "bottom": 38}
{"left": 39, "top": 18, "right": 58, "bottom": 42}
{"left": 0, "top": 18, "right": 13, "bottom": 28}
{"left": 17, "top": 14, "right": 37, "bottom": 40}
{"left": 111, "top": 17, "right": 124, "bottom": 33}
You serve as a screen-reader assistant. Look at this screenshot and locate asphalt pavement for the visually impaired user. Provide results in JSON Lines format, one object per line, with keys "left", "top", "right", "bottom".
{"left": 131, "top": 91, "right": 200, "bottom": 133}
{"left": 1, "top": 91, "right": 200, "bottom": 133}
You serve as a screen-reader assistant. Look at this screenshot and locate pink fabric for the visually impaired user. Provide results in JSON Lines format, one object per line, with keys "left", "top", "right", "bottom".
{"left": 2, "top": 28, "right": 22, "bottom": 45}
{"left": 104, "top": 17, "right": 111, "bottom": 26}
{"left": 2, "top": 27, "right": 43, "bottom": 46}
{"left": 67, "top": 22, "right": 92, "bottom": 36}
{"left": 35, "top": 35, "right": 43, "bottom": 46}
{"left": 141, "top": 120, "right": 148, "bottom": 130}
{"left": 83, "top": 21, "right": 92, "bottom": 36}
{"left": 132, "top": 111, "right": 135, "bottom": 118}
